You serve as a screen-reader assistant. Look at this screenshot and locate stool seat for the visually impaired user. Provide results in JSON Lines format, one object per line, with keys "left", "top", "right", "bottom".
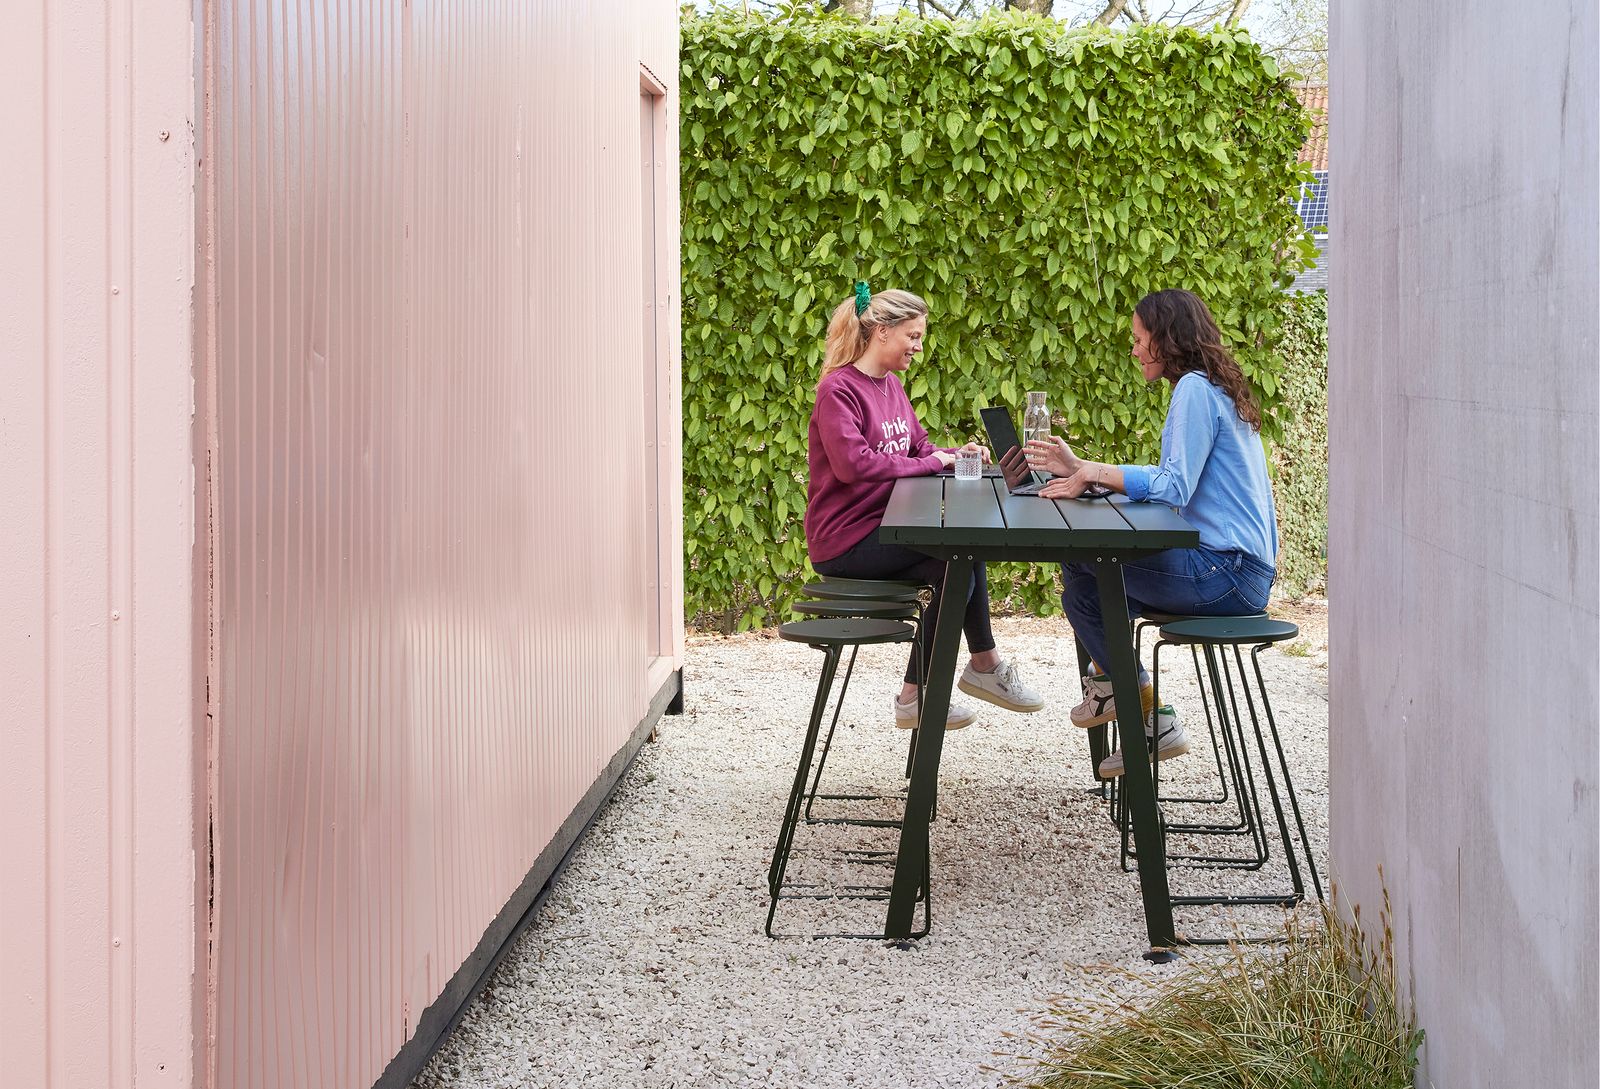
{"left": 791, "top": 598, "right": 920, "bottom": 621}
{"left": 1158, "top": 617, "right": 1298, "bottom": 646}
{"left": 802, "top": 578, "right": 923, "bottom": 603}
{"left": 779, "top": 617, "right": 915, "bottom": 648}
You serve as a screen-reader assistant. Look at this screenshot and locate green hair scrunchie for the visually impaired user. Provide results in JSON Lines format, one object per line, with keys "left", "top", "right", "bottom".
{"left": 854, "top": 281, "right": 872, "bottom": 316}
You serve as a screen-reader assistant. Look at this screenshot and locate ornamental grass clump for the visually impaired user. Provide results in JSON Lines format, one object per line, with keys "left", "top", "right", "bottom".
{"left": 1016, "top": 896, "right": 1422, "bottom": 1089}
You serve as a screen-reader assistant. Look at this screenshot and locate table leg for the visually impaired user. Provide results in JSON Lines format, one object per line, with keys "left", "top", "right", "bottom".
{"left": 884, "top": 555, "right": 973, "bottom": 939}
{"left": 1095, "top": 560, "right": 1179, "bottom": 957}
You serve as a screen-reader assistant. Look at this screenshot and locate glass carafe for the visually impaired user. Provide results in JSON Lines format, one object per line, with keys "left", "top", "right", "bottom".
{"left": 1023, "top": 391, "right": 1051, "bottom": 449}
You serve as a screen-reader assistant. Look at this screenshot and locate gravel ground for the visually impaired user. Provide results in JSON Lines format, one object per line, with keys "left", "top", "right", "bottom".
{"left": 413, "top": 601, "right": 1329, "bottom": 1089}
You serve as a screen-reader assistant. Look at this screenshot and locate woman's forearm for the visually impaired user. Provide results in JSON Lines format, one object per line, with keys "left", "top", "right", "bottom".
{"left": 1086, "top": 462, "right": 1127, "bottom": 495}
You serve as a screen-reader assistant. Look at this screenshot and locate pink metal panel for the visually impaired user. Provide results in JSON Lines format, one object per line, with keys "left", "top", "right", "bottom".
{"left": 0, "top": 1, "right": 201, "bottom": 1088}
{"left": 203, "top": 3, "right": 683, "bottom": 1087}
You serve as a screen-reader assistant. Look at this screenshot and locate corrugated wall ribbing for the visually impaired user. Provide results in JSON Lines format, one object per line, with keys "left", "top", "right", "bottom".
{"left": 206, "top": 3, "right": 682, "bottom": 1087}
{"left": 0, "top": 2, "right": 200, "bottom": 1088}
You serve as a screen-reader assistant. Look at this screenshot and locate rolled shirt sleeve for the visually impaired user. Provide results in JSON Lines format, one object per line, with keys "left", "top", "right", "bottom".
{"left": 1120, "top": 464, "right": 1153, "bottom": 501}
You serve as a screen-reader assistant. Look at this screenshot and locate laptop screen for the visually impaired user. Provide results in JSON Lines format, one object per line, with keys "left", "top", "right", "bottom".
{"left": 978, "top": 406, "right": 1042, "bottom": 493}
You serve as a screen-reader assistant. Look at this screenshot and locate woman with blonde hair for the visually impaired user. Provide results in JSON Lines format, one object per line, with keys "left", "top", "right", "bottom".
{"left": 1027, "top": 289, "right": 1279, "bottom": 777}
{"left": 804, "top": 282, "right": 1046, "bottom": 730}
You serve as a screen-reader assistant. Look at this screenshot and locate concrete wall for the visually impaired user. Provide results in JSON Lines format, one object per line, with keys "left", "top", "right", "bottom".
{"left": 0, "top": 2, "right": 202, "bottom": 1087}
{"left": 1329, "top": 4, "right": 1598, "bottom": 1087}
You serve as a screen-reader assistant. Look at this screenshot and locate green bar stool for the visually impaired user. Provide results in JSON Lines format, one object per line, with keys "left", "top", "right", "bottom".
{"left": 797, "top": 575, "right": 934, "bottom": 797}
{"left": 789, "top": 596, "right": 922, "bottom": 824}
{"left": 766, "top": 617, "right": 931, "bottom": 940}
{"left": 801, "top": 576, "right": 926, "bottom": 603}
{"left": 1122, "top": 615, "right": 1324, "bottom": 943}
{"left": 1101, "top": 610, "right": 1269, "bottom": 847}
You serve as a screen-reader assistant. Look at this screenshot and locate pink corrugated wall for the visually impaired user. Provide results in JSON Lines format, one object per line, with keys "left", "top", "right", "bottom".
{"left": 203, "top": 2, "right": 682, "bottom": 1088}
{"left": 0, "top": 2, "right": 202, "bottom": 1088}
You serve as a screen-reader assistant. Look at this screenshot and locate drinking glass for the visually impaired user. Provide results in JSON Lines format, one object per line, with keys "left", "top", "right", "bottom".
{"left": 954, "top": 448, "right": 983, "bottom": 480}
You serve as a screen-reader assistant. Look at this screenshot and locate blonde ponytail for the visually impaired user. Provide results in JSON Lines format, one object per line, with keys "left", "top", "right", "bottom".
{"left": 818, "top": 288, "right": 928, "bottom": 388}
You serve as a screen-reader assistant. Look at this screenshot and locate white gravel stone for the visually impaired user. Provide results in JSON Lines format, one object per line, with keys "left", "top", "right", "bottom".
{"left": 413, "top": 605, "right": 1330, "bottom": 1089}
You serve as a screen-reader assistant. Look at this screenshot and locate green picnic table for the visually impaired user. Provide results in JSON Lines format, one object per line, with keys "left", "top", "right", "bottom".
{"left": 878, "top": 474, "right": 1199, "bottom": 956}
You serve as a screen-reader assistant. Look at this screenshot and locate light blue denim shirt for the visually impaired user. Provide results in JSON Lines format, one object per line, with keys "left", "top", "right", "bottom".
{"left": 1119, "top": 372, "right": 1279, "bottom": 567}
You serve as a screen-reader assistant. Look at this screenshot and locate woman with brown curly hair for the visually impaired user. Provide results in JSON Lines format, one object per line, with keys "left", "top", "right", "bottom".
{"left": 1025, "top": 289, "right": 1279, "bottom": 776}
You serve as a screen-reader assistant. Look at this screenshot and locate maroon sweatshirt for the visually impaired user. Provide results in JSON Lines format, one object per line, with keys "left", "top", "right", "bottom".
{"left": 804, "top": 365, "right": 948, "bottom": 563}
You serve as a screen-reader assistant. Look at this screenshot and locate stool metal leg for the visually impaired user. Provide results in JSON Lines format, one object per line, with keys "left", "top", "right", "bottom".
{"left": 1195, "top": 644, "right": 1273, "bottom": 868}
{"left": 1121, "top": 640, "right": 1268, "bottom": 873}
{"left": 1225, "top": 642, "right": 1305, "bottom": 902}
{"left": 768, "top": 616, "right": 932, "bottom": 940}
{"left": 802, "top": 615, "right": 922, "bottom": 826}
{"left": 1244, "top": 643, "right": 1324, "bottom": 902}
{"left": 801, "top": 644, "right": 871, "bottom": 822}
{"left": 1169, "top": 643, "right": 1323, "bottom": 943}
{"left": 1157, "top": 641, "right": 1257, "bottom": 838}
{"left": 1158, "top": 643, "right": 1234, "bottom": 807}
{"left": 768, "top": 644, "right": 842, "bottom": 908}
{"left": 1112, "top": 625, "right": 1237, "bottom": 821}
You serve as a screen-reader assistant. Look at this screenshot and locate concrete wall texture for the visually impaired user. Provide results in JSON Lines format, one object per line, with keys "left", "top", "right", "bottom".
{"left": 1329, "top": 4, "right": 1598, "bottom": 1087}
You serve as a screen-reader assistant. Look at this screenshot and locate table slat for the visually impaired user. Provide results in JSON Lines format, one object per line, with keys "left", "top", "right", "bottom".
{"left": 880, "top": 475, "right": 944, "bottom": 529}
{"left": 1105, "top": 496, "right": 1201, "bottom": 548}
{"left": 880, "top": 478, "right": 1198, "bottom": 556}
{"left": 1054, "top": 496, "right": 1136, "bottom": 533}
{"left": 997, "top": 491, "right": 1071, "bottom": 531}
{"left": 941, "top": 477, "right": 1007, "bottom": 531}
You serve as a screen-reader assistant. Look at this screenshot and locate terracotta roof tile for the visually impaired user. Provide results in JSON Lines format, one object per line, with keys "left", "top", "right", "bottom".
{"left": 1294, "top": 82, "right": 1328, "bottom": 171}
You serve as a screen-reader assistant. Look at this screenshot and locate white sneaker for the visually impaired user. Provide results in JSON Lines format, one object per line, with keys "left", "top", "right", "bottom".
{"left": 1069, "top": 673, "right": 1155, "bottom": 728}
{"left": 893, "top": 693, "right": 977, "bottom": 731}
{"left": 957, "top": 660, "right": 1046, "bottom": 713}
{"left": 1097, "top": 705, "right": 1190, "bottom": 778}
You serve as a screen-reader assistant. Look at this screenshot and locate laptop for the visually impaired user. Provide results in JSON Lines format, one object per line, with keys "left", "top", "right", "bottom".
{"left": 978, "top": 405, "right": 1110, "bottom": 498}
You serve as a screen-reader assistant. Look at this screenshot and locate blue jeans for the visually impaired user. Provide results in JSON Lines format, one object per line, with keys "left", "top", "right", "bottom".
{"left": 1060, "top": 547, "right": 1275, "bottom": 681}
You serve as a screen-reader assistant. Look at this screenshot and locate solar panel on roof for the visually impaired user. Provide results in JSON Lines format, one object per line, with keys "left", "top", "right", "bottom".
{"left": 1295, "top": 171, "right": 1329, "bottom": 233}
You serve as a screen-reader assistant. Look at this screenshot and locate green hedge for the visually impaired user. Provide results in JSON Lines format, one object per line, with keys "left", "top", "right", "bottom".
{"left": 1270, "top": 291, "right": 1328, "bottom": 597}
{"left": 682, "top": 9, "right": 1315, "bottom": 631}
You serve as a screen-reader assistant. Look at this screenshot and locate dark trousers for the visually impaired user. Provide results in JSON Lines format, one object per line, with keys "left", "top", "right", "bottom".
{"left": 813, "top": 535, "right": 996, "bottom": 685}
